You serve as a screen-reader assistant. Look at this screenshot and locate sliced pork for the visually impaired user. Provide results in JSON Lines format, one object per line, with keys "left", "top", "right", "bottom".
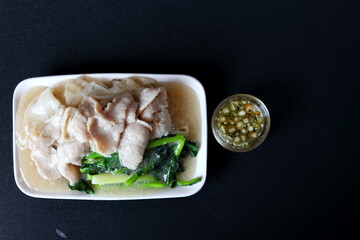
{"left": 30, "top": 107, "right": 64, "bottom": 181}
{"left": 87, "top": 114, "right": 123, "bottom": 156}
{"left": 137, "top": 87, "right": 164, "bottom": 114}
{"left": 24, "top": 76, "right": 174, "bottom": 184}
{"left": 78, "top": 97, "right": 102, "bottom": 118}
{"left": 138, "top": 87, "right": 172, "bottom": 139}
{"left": 118, "top": 122, "right": 150, "bottom": 170}
{"left": 86, "top": 94, "right": 134, "bottom": 156}
{"left": 56, "top": 139, "right": 89, "bottom": 166}
{"left": 57, "top": 161, "right": 80, "bottom": 185}
{"left": 55, "top": 139, "right": 88, "bottom": 184}
{"left": 57, "top": 106, "right": 90, "bottom": 183}
{"left": 31, "top": 134, "right": 62, "bottom": 181}
{"left": 61, "top": 107, "right": 89, "bottom": 143}
{"left": 126, "top": 100, "right": 139, "bottom": 124}
{"left": 149, "top": 109, "right": 173, "bottom": 139}
{"left": 103, "top": 93, "right": 133, "bottom": 124}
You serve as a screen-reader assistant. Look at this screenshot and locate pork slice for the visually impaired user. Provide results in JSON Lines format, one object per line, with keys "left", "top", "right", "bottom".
{"left": 78, "top": 97, "right": 102, "bottom": 118}
{"left": 118, "top": 122, "right": 150, "bottom": 170}
{"left": 87, "top": 115, "right": 124, "bottom": 156}
{"left": 126, "top": 100, "right": 139, "bottom": 124}
{"left": 137, "top": 87, "right": 173, "bottom": 138}
{"left": 137, "top": 87, "right": 164, "bottom": 113}
{"left": 56, "top": 106, "right": 90, "bottom": 184}
{"left": 80, "top": 97, "right": 117, "bottom": 155}
{"left": 55, "top": 139, "right": 89, "bottom": 184}
{"left": 136, "top": 119, "right": 153, "bottom": 131}
{"left": 57, "top": 161, "right": 80, "bottom": 185}
{"left": 56, "top": 139, "right": 89, "bottom": 166}
{"left": 31, "top": 135, "right": 62, "bottom": 181}
{"left": 150, "top": 109, "right": 173, "bottom": 139}
{"left": 139, "top": 87, "right": 168, "bottom": 121}
{"left": 61, "top": 107, "right": 89, "bottom": 143}
{"left": 103, "top": 93, "right": 133, "bottom": 124}
{"left": 30, "top": 108, "right": 64, "bottom": 181}
{"left": 86, "top": 94, "right": 135, "bottom": 156}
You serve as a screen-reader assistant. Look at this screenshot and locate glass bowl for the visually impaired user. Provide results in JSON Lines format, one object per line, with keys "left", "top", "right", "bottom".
{"left": 211, "top": 94, "right": 270, "bottom": 152}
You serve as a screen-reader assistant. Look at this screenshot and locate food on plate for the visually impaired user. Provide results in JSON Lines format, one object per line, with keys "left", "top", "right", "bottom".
{"left": 16, "top": 76, "right": 201, "bottom": 194}
{"left": 215, "top": 97, "right": 265, "bottom": 147}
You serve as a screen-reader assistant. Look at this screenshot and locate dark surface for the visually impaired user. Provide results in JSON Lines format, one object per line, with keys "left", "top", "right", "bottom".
{"left": 1, "top": 1, "right": 360, "bottom": 239}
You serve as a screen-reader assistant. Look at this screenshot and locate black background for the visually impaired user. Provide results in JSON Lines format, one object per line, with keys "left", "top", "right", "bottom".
{"left": 1, "top": 1, "right": 360, "bottom": 239}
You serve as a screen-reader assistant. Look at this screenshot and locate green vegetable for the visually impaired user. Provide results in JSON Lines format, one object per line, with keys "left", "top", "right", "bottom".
{"left": 92, "top": 174, "right": 164, "bottom": 189}
{"left": 173, "top": 135, "right": 186, "bottom": 158}
{"left": 126, "top": 135, "right": 186, "bottom": 187}
{"left": 146, "top": 134, "right": 185, "bottom": 150}
{"left": 181, "top": 141, "right": 199, "bottom": 157}
{"left": 69, "top": 180, "right": 94, "bottom": 194}
{"left": 80, "top": 152, "right": 131, "bottom": 175}
{"left": 92, "top": 173, "right": 157, "bottom": 185}
{"left": 94, "top": 181, "right": 165, "bottom": 189}
{"left": 125, "top": 145, "right": 168, "bottom": 186}
{"left": 165, "top": 136, "right": 185, "bottom": 187}
{"left": 177, "top": 177, "right": 202, "bottom": 186}
{"left": 138, "top": 182, "right": 165, "bottom": 188}
{"left": 83, "top": 151, "right": 104, "bottom": 160}
{"left": 164, "top": 152, "right": 178, "bottom": 187}
{"left": 91, "top": 173, "right": 129, "bottom": 185}
{"left": 71, "top": 134, "right": 201, "bottom": 194}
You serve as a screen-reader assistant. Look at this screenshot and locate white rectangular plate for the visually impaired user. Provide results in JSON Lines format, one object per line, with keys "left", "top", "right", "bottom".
{"left": 13, "top": 73, "right": 207, "bottom": 200}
